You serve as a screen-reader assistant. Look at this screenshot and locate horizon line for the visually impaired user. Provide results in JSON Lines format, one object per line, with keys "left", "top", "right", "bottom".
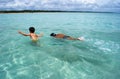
{"left": 0, "top": 10, "right": 118, "bottom": 13}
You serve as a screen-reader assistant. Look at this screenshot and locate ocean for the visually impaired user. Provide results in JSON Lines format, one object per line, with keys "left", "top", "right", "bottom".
{"left": 0, "top": 12, "right": 120, "bottom": 79}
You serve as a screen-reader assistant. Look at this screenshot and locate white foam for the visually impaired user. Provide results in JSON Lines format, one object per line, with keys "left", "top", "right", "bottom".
{"left": 93, "top": 39, "right": 120, "bottom": 54}
{"left": 78, "top": 37, "right": 84, "bottom": 41}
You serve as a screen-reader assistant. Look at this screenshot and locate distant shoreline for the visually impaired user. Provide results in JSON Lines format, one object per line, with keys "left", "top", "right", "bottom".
{"left": 0, "top": 10, "right": 115, "bottom": 14}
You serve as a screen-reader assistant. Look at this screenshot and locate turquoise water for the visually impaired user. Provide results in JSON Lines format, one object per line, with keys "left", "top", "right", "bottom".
{"left": 0, "top": 13, "right": 120, "bottom": 79}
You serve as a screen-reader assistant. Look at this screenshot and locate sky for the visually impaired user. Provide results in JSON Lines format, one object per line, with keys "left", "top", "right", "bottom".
{"left": 0, "top": 0, "right": 120, "bottom": 12}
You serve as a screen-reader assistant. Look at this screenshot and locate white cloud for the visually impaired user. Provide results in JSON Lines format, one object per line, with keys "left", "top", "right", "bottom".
{"left": 81, "top": 0, "right": 96, "bottom": 4}
{"left": 0, "top": 0, "right": 120, "bottom": 12}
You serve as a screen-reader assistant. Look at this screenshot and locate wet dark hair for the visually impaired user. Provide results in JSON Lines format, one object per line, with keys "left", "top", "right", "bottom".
{"left": 50, "top": 33, "right": 56, "bottom": 36}
{"left": 29, "top": 27, "right": 35, "bottom": 33}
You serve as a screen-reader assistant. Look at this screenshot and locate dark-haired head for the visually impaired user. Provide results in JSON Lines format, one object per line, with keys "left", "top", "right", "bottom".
{"left": 50, "top": 33, "right": 56, "bottom": 37}
{"left": 29, "top": 27, "right": 35, "bottom": 33}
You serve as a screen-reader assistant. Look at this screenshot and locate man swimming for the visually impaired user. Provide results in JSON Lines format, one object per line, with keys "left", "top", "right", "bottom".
{"left": 18, "top": 27, "right": 43, "bottom": 42}
{"left": 50, "top": 33, "right": 84, "bottom": 41}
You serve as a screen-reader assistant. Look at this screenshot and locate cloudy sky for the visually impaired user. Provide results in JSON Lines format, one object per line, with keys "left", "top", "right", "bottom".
{"left": 0, "top": 0, "right": 120, "bottom": 12}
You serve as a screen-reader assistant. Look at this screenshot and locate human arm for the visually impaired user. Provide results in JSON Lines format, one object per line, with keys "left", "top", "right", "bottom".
{"left": 18, "top": 30, "right": 30, "bottom": 36}
{"left": 38, "top": 33, "right": 44, "bottom": 37}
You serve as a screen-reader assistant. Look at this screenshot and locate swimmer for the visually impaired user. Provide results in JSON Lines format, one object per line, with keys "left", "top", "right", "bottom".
{"left": 18, "top": 27, "right": 43, "bottom": 42}
{"left": 50, "top": 33, "right": 84, "bottom": 41}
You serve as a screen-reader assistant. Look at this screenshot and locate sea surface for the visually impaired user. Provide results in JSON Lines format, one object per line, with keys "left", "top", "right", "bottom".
{"left": 0, "top": 12, "right": 120, "bottom": 79}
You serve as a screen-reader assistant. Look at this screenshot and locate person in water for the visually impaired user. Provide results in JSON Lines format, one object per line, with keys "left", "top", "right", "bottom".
{"left": 18, "top": 27, "right": 43, "bottom": 42}
{"left": 50, "top": 33, "right": 84, "bottom": 41}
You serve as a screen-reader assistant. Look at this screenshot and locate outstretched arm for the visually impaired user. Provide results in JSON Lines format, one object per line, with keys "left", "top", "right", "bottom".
{"left": 18, "top": 31, "right": 30, "bottom": 36}
{"left": 38, "top": 33, "right": 43, "bottom": 37}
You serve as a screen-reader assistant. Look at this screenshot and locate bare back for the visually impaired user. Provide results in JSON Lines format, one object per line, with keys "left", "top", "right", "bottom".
{"left": 54, "top": 34, "right": 65, "bottom": 38}
{"left": 30, "top": 33, "right": 38, "bottom": 41}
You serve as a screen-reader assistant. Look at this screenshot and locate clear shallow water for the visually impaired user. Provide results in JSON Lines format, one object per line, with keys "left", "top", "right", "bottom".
{"left": 0, "top": 13, "right": 120, "bottom": 79}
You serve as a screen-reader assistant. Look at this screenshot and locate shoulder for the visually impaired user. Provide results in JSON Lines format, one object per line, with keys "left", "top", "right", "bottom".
{"left": 57, "top": 34, "right": 65, "bottom": 36}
